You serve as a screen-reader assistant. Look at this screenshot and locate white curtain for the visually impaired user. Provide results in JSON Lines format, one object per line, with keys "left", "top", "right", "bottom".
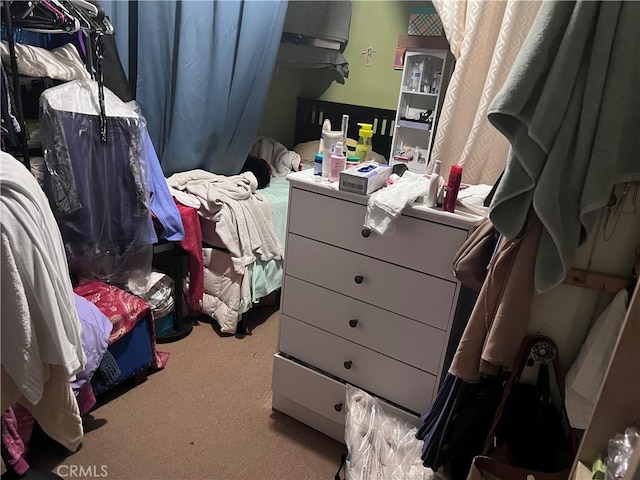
{"left": 431, "top": 0, "right": 541, "bottom": 185}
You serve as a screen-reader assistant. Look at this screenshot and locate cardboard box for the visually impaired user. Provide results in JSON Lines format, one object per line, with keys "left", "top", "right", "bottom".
{"left": 339, "top": 162, "right": 392, "bottom": 195}
{"left": 408, "top": 7, "right": 444, "bottom": 37}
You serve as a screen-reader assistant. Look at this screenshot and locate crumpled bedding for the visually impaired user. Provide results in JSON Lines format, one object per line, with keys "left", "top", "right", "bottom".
{"left": 198, "top": 248, "right": 251, "bottom": 334}
{"left": 198, "top": 177, "right": 290, "bottom": 334}
{"left": 251, "top": 136, "right": 302, "bottom": 177}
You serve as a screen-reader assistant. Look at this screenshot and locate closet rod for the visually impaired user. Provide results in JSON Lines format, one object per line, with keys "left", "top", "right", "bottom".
{"left": 563, "top": 268, "right": 634, "bottom": 294}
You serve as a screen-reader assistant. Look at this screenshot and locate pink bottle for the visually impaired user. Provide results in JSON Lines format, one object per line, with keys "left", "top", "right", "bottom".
{"left": 329, "top": 142, "right": 347, "bottom": 182}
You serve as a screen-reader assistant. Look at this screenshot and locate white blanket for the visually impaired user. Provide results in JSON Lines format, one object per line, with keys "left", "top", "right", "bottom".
{"left": 251, "top": 136, "right": 302, "bottom": 178}
{"left": 167, "top": 169, "right": 283, "bottom": 276}
{"left": 0, "top": 152, "right": 85, "bottom": 405}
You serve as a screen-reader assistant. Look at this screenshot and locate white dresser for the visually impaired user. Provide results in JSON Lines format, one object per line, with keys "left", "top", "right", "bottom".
{"left": 272, "top": 170, "right": 484, "bottom": 443}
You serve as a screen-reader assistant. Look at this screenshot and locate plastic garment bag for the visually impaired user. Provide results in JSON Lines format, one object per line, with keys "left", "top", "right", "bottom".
{"left": 40, "top": 79, "right": 153, "bottom": 292}
{"left": 345, "top": 385, "right": 435, "bottom": 480}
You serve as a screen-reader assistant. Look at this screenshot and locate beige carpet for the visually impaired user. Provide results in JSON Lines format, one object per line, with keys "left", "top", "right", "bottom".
{"left": 31, "top": 307, "right": 346, "bottom": 480}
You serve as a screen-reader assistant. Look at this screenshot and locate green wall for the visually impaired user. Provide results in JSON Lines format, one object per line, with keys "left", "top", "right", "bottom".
{"left": 315, "top": 1, "right": 415, "bottom": 110}
{"left": 257, "top": 1, "right": 420, "bottom": 148}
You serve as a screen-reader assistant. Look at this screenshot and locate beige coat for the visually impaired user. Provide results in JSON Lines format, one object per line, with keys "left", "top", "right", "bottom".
{"left": 449, "top": 214, "right": 543, "bottom": 383}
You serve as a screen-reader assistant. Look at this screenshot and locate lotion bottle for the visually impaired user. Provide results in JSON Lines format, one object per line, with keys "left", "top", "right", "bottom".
{"left": 329, "top": 142, "right": 347, "bottom": 182}
{"left": 426, "top": 160, "right": 441, "bottom": 208}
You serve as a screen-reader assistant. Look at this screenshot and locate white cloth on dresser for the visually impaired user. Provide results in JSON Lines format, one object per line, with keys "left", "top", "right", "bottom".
{"left": 167, "top": 169, "right": 283, "bottom": 276}
{"left": 565, "top": 288, "right": 629, "bottom": 430}
{"left": 0, "top": 152, "right": 85, "bottom": 406}
{"left": 364, "top": 172, "right": 429, "bottom": 235}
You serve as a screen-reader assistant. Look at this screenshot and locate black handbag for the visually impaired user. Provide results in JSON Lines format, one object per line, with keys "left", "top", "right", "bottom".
{"left": 473, "top": 335, "right": 578, "bottom": 480}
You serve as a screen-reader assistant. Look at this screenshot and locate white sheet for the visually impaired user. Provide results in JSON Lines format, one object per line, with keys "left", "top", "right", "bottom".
{"left": 1, "top": 152, "right": 85, "bottom": 404}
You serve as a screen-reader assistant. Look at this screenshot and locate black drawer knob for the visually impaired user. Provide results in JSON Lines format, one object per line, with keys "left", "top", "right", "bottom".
{"left": 349, "top": 319, "right": 358, "bottom": 328}
{"left": 361, "top": 228, "right": 371, "bottom": 238}
{"left": 354, "top": 275, "right": 364, "bottom": 284}
{"left": 343, "top": 360, "right": 353, "bottom": 370}
{"left": 334, "top": 402, "right": 343, "bottom": 412}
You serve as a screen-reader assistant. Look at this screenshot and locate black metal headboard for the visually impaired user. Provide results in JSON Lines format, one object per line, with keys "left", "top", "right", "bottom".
{"left": 294, "top": 98, "right": 396, "bottom": 159}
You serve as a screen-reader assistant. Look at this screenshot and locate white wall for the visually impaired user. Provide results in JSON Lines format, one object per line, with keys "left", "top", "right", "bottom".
{"left": 529, "top": 183, "right": 640, "bottom": 368}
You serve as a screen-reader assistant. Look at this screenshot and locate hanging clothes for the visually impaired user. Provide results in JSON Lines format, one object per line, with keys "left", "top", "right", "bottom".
{"left": 0, "top": 64, "right": 21, "bottom": 150}
{"left": 0, "top": 151, "right": 85, "bottom": 453}
{"left": 448, "top": 213, "right": 543, "bottom": 383}
{"left": 39, "top": 79, "right": 155, "bottom": 287}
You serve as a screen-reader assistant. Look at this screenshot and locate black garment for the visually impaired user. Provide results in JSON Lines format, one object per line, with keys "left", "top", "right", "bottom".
{"left": 240, "top": 156, "right": 271, "bottom": 189}
{"left": 1, "top": 65, "right": 21, "bottom": 149}
{"left": 100, "top": 34, "right": 134, "bottom": 102}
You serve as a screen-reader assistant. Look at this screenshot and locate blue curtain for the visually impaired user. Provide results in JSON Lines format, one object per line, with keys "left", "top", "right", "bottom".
{"left": 103, "top": 0, "right": 288, "bottom": 176}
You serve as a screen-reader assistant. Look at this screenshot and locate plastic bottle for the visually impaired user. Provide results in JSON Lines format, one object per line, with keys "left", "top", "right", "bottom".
{"left": 425, "top": 160, "right": 440, "bottom": 208}
{"left": 330, "top": 142, "right": 347, "bottom": 182}
{"left": 426, "top": 160, "right": 441, "bottom": 208}
{"left": 322, "top": 130, "right": 342, "bottom": 179}
{"left": 410, "top": 63, "right": 421, "bottom": 92}
{"left": 346, "top": 155, "right": 360, "bottom": 169}
{"left": 444, "top": 165, "right": 463, "bottom": 212}
{"left": 355, "top": 123, "right": 373, "bottom": 163}
{"left": 314, "top": 153, "right": 323, "bottom": 182}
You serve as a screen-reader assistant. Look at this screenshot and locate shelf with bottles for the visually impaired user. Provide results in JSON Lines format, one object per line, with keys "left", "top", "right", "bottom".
{"left": 392, "top": 137, "right": 430, "bottom": 174}
{"left": 391, "top": 48, "right": 453, "bottom": 174}
{"left": 402, "top": 53, "right": 445, "bottom": 97}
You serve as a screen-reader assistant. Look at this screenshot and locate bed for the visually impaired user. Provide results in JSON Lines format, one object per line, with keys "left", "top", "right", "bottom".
{"left": 197, "top": 98, "right": 396, "bottom": 334}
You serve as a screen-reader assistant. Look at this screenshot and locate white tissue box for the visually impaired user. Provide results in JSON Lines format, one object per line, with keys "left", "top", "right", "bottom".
{"left": 339, "top": 162, "right": 392, "bottom": 195}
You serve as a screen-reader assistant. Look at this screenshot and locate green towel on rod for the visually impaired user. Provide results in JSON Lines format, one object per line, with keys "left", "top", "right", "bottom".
{"left": 487, "top": 1, "right": 640, "bottom": 292}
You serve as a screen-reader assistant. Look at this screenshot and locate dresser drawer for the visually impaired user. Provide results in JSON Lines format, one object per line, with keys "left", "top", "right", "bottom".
{"left": 285, "top": 234, "right": 456, "bottom": 329}
{"left": 278, "top": 315, "right": 436, "bottom": 414}
{"left": 272, "top": 354, "right": 420, "bottom": 434}
{"left": 282, "top": 276, "right": 446, "bottom": 373}
{"left": 289, "top": 187, "right": 467, "bottom": 281}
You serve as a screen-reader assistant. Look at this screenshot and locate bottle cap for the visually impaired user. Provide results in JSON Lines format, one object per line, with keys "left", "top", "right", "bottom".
{"left": 315, "top": 153, "right": 323, "bottom": 163}
{"left": 449, "top": 165, "right": 463, "bottom": 181}
{"left": 334, "top": 142, "right": 344, "bottom": 156}
{"left": 433, "top": 159, "right": 441, "bottom": 175}
{"left": 357, "top": 123, "right": 373, "bottom": 138}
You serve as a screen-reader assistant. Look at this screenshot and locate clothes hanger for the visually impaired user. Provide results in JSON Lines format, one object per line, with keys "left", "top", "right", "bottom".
{"left": 68, "top": 0, "right": 99, "bottom": 18}
{"left": 6, "top": 0, "right": 79, "bottom": 34}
